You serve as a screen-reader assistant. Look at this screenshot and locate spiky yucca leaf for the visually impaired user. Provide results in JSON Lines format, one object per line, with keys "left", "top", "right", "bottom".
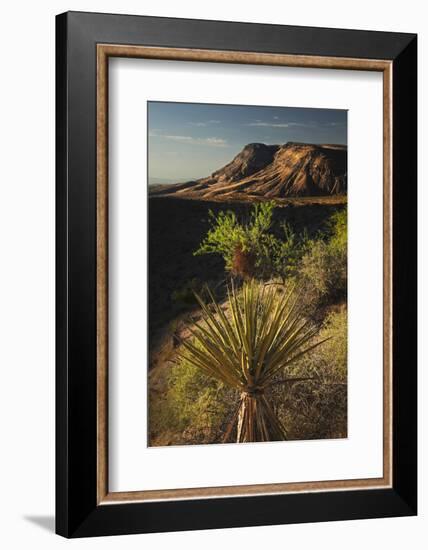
{"left": 178, "top": 281, "right": 328, "bottom": 443}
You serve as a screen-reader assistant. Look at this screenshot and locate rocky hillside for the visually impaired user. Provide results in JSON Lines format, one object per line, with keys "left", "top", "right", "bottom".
{"left": 150, "top": 142, "right": 347, "bottom": 200}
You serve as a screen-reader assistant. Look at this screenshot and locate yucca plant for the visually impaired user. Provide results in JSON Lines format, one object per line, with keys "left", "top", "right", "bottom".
{"left": 178, "top": 281, "right": 328, "bottom": 443}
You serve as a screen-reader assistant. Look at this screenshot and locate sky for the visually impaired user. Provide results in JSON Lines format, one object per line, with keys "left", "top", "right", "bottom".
{"left": 148, "top": 102, "right": 347, "bottom": 184}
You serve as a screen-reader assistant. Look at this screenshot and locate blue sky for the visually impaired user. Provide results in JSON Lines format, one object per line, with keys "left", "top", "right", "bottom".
{"left": 148, "top": 102, "right": 347, "bottom": 183}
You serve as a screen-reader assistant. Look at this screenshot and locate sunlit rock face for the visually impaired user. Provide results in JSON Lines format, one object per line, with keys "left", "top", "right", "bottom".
{"left": 149, "top": 142, "right": 347, "bottom": 200}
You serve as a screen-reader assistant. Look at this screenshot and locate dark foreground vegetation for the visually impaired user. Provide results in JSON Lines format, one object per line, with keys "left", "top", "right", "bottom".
{"left": 148, "top": 196, "right": 347, "bottom": 446}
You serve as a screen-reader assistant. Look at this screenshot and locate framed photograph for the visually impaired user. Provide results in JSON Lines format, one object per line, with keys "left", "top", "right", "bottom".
{"left": 56, "top": 11, "right": 417, "bottom": 538}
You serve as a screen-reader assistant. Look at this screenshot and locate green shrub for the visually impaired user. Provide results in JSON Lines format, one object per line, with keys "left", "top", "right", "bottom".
{"left": 194, "top": 202, "right": 273, "bottom": 275}
{"left": 274, "top": 307, "right": 347, "bottom": 440}
{"left": 328, "top": 208, "right": 347, "bottom": 253}
{"left": 270, "top": 222, "right": 309, "bottom": 283}
{"left": 149, "top": 343, "right": 238, "bottom": 445}
{"left": 298, "top": 208, "right": 347, "bottom": 310}
{"left": 194, "top": 202, "right": 307, "bottom": 281}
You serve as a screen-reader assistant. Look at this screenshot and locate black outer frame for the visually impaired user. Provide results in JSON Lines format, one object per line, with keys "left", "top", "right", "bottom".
{"left": 56, "top": 11, "right": 417, "bottom": 538}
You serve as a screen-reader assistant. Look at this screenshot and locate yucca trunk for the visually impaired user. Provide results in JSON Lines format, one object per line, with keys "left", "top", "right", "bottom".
{"left": 234, "top": 390, "right": 287, "bottom": 443}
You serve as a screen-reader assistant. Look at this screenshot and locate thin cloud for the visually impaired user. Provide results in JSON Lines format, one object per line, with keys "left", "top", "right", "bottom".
{"left": 150, "top": 131, "right": 227, "bottom": 147}
{"left": 201, "top": 137, "right": 228, "bottom": 146}
{"left": 247, "top": 120, "right": 345, "bottom": 129}
{"left": 188, "top": 120, "right": 221, "bottom": 127}
{"left": 247, "top": 121, "right": 311, "bottom": 128}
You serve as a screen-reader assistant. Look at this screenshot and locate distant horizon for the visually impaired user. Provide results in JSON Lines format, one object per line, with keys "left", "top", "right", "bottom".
{"left": 148, "top": 102, "right": 347, "bottom": 183}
